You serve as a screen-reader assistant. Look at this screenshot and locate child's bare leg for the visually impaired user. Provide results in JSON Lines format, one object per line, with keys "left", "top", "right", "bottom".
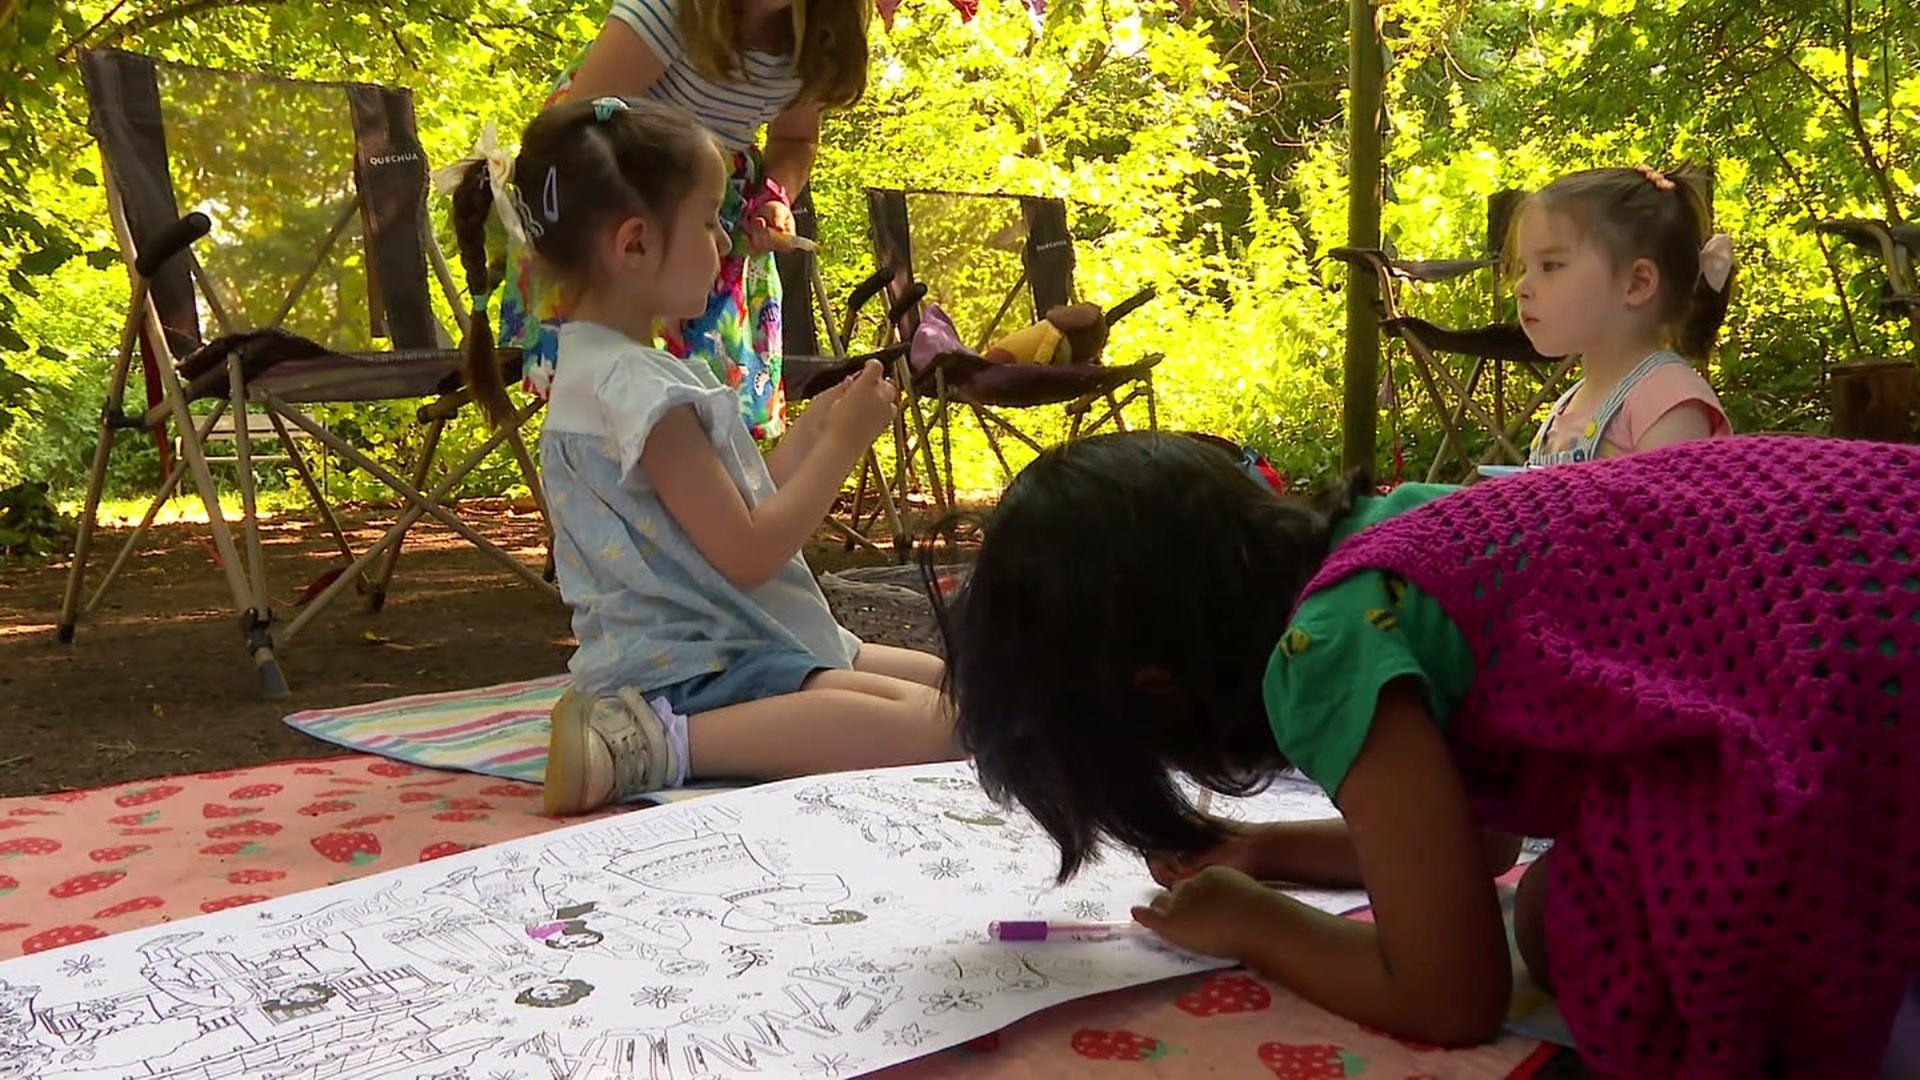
{"left": 688, "top": 669, "right": 958, "bottom": 778}
{"left": 852, "top": 643, "right": 945, "bottom": 688}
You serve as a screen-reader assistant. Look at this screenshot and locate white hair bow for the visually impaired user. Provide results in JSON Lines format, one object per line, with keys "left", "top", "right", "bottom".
{"left": 430, "top": 121, "right": 530, "bottom": 247}
{"left": 1699, "top": 233, "right": 1734, "bottom": 293}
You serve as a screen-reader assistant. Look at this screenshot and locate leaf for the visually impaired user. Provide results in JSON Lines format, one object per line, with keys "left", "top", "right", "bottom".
{"left": 0, "top": 326, "right": 27, "bottom": 353}
{"left": 18, "top": 246, "right": 76, "bottom": 276}
{"left": 86, "top": 248, "right": 119, "bottom": 270}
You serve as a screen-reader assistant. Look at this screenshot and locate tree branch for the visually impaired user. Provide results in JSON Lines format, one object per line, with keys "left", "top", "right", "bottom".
{"left": 1750, "top": 88, "right": 1865, "bottom": 357}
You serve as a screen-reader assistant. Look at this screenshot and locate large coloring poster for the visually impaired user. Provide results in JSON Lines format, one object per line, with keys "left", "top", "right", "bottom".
{"left": 0, "top": 763, "right": 1361, "bottom": 1078}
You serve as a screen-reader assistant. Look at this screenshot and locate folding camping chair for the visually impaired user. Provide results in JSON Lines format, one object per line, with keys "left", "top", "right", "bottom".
{"left": 58, "top": 49, "right": 556, "bottom": 698}
{"left": 863, "top": 188, "right": 1163, "bottom": 510}
{"left": 1818, "top": 216, "right": 1920, "bottom": 440}
{"left": 1330, "top": 189, "right": 1573, "bottom": 482}
{"left": 775, "top": 190, "right": 924, "bottom": 561}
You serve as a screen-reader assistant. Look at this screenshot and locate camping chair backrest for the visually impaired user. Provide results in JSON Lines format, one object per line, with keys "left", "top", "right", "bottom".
{"left": 79, "top": 49, "right": 444, "bottom": 360}
{"left": 866, "top": 188, "right": 1075, "bottom": 350}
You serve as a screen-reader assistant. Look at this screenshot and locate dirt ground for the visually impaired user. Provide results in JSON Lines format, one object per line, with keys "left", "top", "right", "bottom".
{"left": 0, "top": 501, "right": 962, "bottom": 796}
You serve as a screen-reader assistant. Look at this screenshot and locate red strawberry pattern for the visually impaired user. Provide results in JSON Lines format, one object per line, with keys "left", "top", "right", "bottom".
{"left": 22, "top": 924, "right": 105, "bottom": 954}
{"left": 226, "top": 869, "right": 287, "bottom": 884}
{"left": 199, "top": 841, "right": 266, "bottom": 857}
{"left": 0, "top": 873, "right": 15, "bottom": 897}
{"left": 479, "top": 784, "right": 540, "bottom": 798}
{"left": 299, "top": 800, "right": 356, "bottom": 817}
{"left": 118, "top": 826, "right": 172, "bottom": 836}
{"left": 8, "top": 807, "right": 58, "bottom": 818}
{"left": 342, "top": 815, "right": 396, "bottom": 829}
{"left": 88, "top": 845, "right": 149, "bottom": 863}
{"left": 228, "top": 783, "right": 283, "bottom": 800}
{"left": 433, "top": 810, "right": 489, "bottom": 823}
{"left": 399, "top": 791, "right": 438, "bottom": 804}
{"left": 1257, "top": 1042, "right": 1367, "bottom": 1078}
{"left": 200, "top": 894, "right": 268, "bottom": 913}
{"left": 113, "top": 784, "right": 183, "bottom": 808}
{"left": 311, "top": 831, "right": 381, "bottom": 866}
{"left": 202, "top": 803, "right": 262, "bottom": 818}
{"left": 93, "top": 895, "right": 165, "bottom": 918}
{"left": 418, "top": 841, "right": 475, "bottom": 862}
{"left": 1175, "top": 973, "right": 1273, "bottom": 1017}
{"left": 108, "top": 812, "right": 159, "bottom": 827}
{"left": 438, "top": 798, "right": 494, "bottom": 812}
{"left": 294, "top": 766, "right": 335, "bottom": 775}
{"left": 39, "top": 791, "right": 88, "bottom": 804}
{"left": 1071, "top": 1029, "right": 1174, "bottom": 1062}
{"left": 0, "top": 837, "right": 59, "bottom": 858}
{"left": 366, "top": 762, "right": 415, "bottom": 777}
{"left": 49, "top": 870, "right": 126, "bottom": 899}
{"left": 206, "top": 820, "right": 282, "bottom": 839}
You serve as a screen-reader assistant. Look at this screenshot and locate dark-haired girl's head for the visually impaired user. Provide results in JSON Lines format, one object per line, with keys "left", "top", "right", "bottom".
{"left": 939, "top": 432, "right": 1364, "bottom": 880}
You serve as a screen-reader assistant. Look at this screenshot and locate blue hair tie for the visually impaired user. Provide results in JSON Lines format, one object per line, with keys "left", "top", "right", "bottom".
{"left": 590, "top": 97, "right": 630, "bottom": 122}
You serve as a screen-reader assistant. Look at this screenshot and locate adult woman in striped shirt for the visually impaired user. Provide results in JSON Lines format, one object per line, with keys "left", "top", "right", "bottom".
{"left": 496, "top": 0, "right": 870, "bottom": 440}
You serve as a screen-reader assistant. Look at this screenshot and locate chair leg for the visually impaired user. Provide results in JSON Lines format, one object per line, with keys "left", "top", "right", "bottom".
{"left": 867, "top": 448, "right": 910, "bottom": 562}
{"left": 267, "top": 407, "right": 360, "bottom": 577}
{"left": 938, "top": 375, "right": 955, "bottom": 512}
{"left": 1426, "top": 356, "right": 1488, "bottom": 483}
{"left": 146, "top": 312, "right": 282, "bottom": 697}
{"left": 972, "top": 404, "right": 1017, "bottom": 482}
{"left": 503, "top": 422, "right": 552, "bottom": 569}
{"left": 87, "top": 404, "right": 227, "bottom": 617}
{"left": 366, "top": 415, "right": 444, "bottom": 613}
{"left": 58, "top": 299, "right": 147, "bottom": 643}
{"left": 58, "top": 408, "right": 118, "bottom": 644}
{"left": 1402, "top": 347, "right": 1480, "bottom": 480}
{"left": 227, "top": 360, "right": 272, "bottom": 628}
{"left": 273, "top": 396, "right": 557, "bottom": 646}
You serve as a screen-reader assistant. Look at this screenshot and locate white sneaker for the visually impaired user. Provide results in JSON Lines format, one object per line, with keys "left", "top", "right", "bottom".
{"left": 544, "top": 687, "right": 678, "bottom": 815}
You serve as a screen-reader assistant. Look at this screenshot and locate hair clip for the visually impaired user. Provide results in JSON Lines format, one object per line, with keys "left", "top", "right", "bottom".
{"left": 590, "top": 96, "right": 631, "bottom": 122}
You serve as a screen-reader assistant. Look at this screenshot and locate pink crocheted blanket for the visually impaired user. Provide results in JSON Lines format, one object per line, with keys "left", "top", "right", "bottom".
{"left": 1305, "top": 436, "right": 1920, "bottom": 1077}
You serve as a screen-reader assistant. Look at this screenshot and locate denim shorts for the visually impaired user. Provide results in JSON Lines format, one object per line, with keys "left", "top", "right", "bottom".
{"left": 651, "top": 648, "right": 830, "bottom": 716}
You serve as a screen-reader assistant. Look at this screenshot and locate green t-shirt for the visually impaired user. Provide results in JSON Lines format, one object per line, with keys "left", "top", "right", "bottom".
{"left": 1261, "top": 484, "right": 1476, "bottom": 798}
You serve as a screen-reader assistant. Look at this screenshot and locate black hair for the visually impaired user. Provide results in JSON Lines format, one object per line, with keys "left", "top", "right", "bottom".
{"left": 930, "top": 431, "right": 1368, "bottom": 881}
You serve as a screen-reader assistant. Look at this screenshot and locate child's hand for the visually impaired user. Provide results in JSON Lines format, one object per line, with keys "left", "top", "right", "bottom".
{"left": 1146, "top": 825, "right": 1266, "bottom": 886}
{"left": 826, "top": 359, "right": 899, "bottom": 447}
{"left": 744, "top": 200, "right": 799, "bottom": 255}
{"left": 1130, "top": 865, "right": 1272, "bottom": 960}
{"left": 787, "top": 376, "right": 850, "bottom": 442}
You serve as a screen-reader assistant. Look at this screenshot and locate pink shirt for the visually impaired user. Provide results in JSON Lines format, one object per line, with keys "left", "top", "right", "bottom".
{"left": 1538, "top": 362, "right": 1731, "bottom": 458}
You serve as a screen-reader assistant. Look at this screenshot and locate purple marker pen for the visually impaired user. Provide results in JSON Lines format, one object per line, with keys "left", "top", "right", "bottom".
{"left": 987, "top": 920, "right": 1143, "bottom": 942}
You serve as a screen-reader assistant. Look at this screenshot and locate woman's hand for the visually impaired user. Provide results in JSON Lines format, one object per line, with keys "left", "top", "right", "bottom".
{"left": 1130, "top": 865, "right": 1276, "bottom": 961}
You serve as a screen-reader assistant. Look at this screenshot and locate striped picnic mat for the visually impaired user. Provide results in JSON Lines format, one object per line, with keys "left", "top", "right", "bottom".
{"left": 283, "top": 674, "right": 569, "bottom": 783}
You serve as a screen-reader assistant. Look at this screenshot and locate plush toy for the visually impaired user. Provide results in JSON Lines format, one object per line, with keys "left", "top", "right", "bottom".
{"left": 983, "top": 303, "right": 1110, "bottom": 366}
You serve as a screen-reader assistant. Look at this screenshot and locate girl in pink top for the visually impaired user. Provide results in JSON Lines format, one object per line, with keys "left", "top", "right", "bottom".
{"left": 1512, "top": 166, "right": 1735, "bottom": 464}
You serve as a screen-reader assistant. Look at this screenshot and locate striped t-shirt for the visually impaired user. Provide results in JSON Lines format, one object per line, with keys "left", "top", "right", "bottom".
{"left": 608, "top": 0, "right": 804, "bottom": 150}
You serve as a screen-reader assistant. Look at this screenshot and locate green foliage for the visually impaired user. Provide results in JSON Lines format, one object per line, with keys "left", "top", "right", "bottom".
{"left": 1, "top": 0, "right": 1915, "bottom": 504}
{"left": 0, "top": 480, "right": 72, "bottom": 559}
